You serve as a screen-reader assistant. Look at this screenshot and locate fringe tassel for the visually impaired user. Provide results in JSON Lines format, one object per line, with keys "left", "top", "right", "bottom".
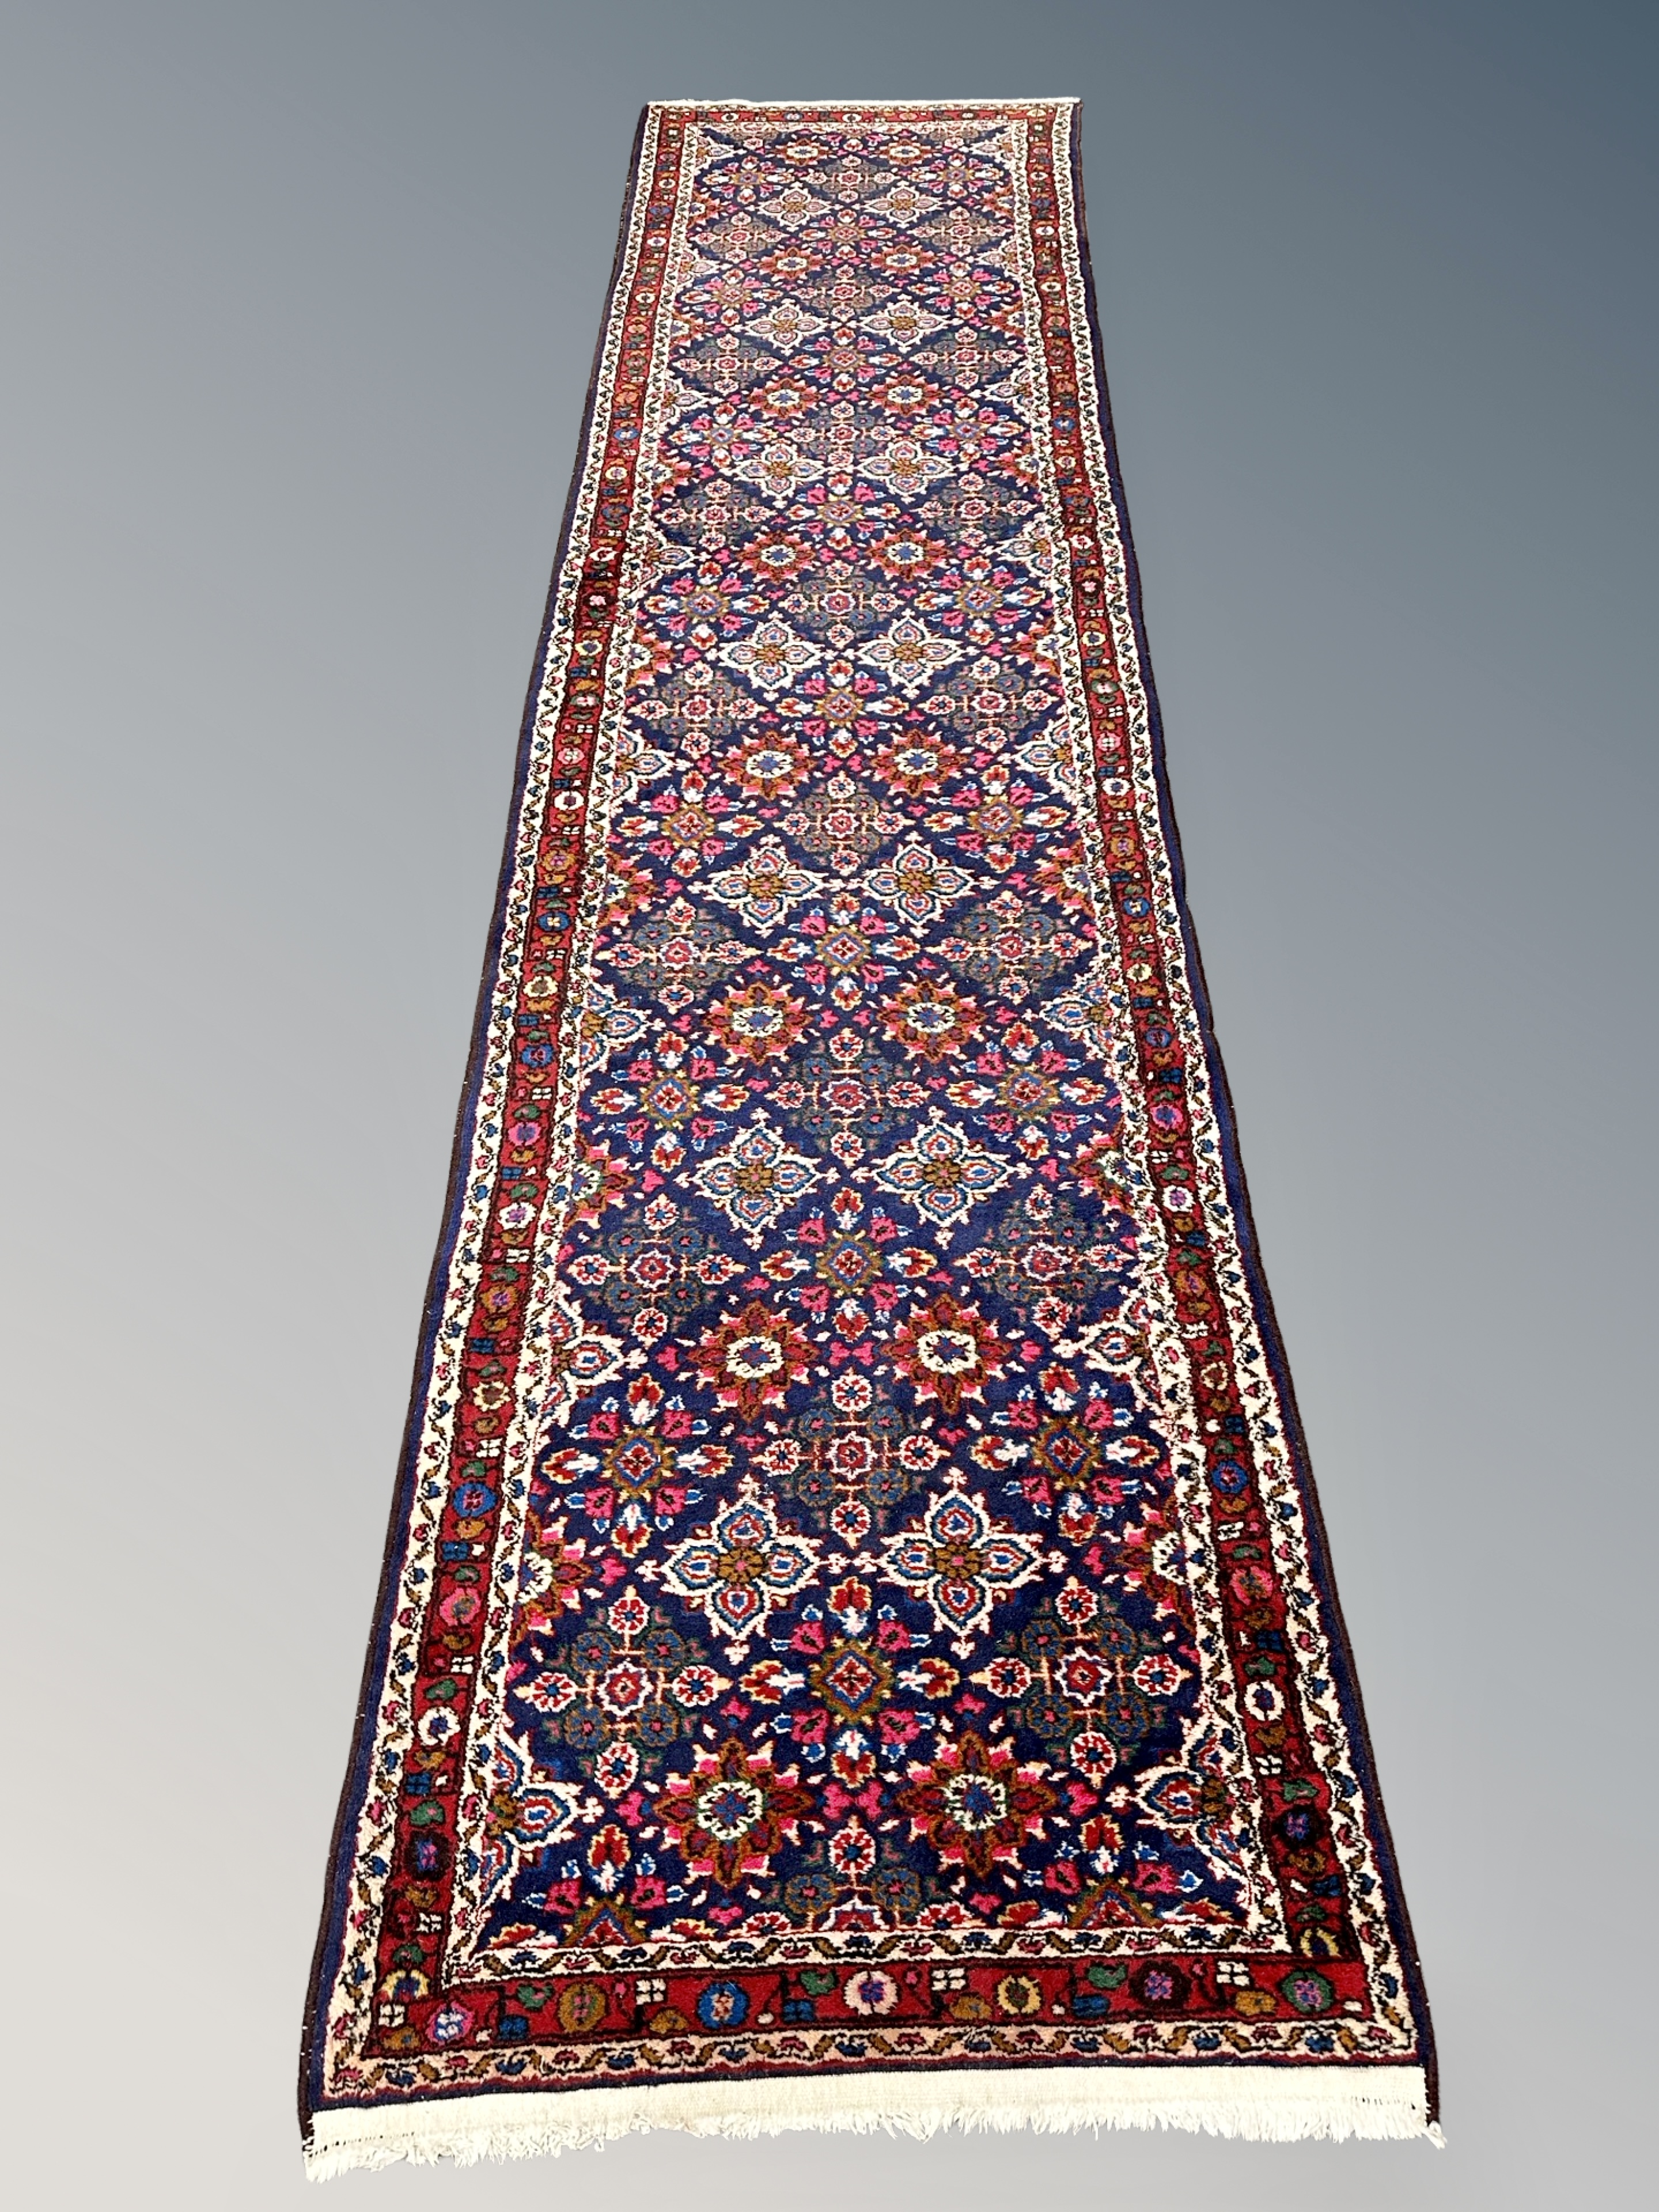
{"left": 305, "top": 2065, "right": 1435, "bottom": 2179}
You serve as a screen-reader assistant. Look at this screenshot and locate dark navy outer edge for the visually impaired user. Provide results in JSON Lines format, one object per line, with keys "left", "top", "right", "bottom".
{"left": 1062, "top": 104, "right": 1437, "bottom": 2120}
{"left": 300, "top": 99, "right": 1437, "bottom": 2137}
{"left": 298, "top": 106, "right": 654, "bottom": 2141}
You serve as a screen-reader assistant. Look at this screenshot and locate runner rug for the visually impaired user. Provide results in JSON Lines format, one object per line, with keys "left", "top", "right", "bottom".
{"left": 301, "top": 98, "right": 1435, "bottom": 2175}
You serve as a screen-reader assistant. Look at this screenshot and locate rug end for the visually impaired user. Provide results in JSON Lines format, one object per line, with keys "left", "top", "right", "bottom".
{"left": 304, "top": 2064, "right": 1434, "bottom": 2179}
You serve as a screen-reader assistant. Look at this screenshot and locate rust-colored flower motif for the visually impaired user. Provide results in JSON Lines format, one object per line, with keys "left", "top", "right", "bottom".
{"left": 1032, "top": 837, "right": 1093, "bottom": 915}
{"left": 895, "top": 1729, "right": 1056, "bottom": 1879}
{"left": 567, "top": 1140, "right": 632, "bottom": 1229}
{"left": 654, "top": 1737, "right": 817, "bottom": 1887}
{"left": 1073, "top": 1134, "right": 1132, "bottom": 1210}
{"left": 886, "top": 1291, "right": 1007, "bottom": 1413}
{"left": 866, "top": 522, "right": 952, "bottom": 585}
{"left": 691, "top": 1298, "right": 816, "bottom": 1418}
{"left": 879, "top": 976, "right": 983, "bottom": 1063}
{"left": 869, "top": 730, "right": 965, "bottom": 796}
{"left": 707, "top": 979, "right": 810, "bottom": 1066}
{"left": 516, "top": 1514, "right": 592, "bottom": 1634}
{"left": 721, "top": 728, "right": 813, "bottom": 798}
{"left": 736, "top": 527, "right": 818, "bottom": 587}
{"left": 926, "top": 765, "right": 1066, "bottom": 873}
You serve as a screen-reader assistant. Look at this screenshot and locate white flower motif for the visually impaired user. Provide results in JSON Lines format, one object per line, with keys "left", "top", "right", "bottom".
{"left": 859, "top": 296, "right": 950, "bottom": 351}
{"left": 744, "top": 300, "right": 829, "bottom": 353}
{"left": 862, "top": 185, "right": 941, "bottom": 229}
{"left": 870, "top": 1110, "right": 1013, "bottom": 1234}
{"left": 705, "top": 836, "right": 829, "bottom": 933}
{"left": 878, "top": 1477, "right": 1043, "bottom": 1654}
{"left": 718, "top": 617, "right": 823, "bottom": 699}
{"left": 512, "top": 1554, "right": 555, "bottom": 1603}
{"left": 691, "top": 1112, "right": 825, "bottom": 1244}
{"left": 1012, "top": 731, "right": 1078, "bottom": 793}
{"left": 862, "top": 838, "right": 976, "bottom": 926}
{"left": 857, "top": 615, "right": 963, "bottom": 699}
{"left": 759, "top": 183, "right": 832, "bottom": 230}
{"left": 1046, "top": 965, "right": 1119, "bottom": 1057}
{"left": 998, "top": 520, "right": 1062, "bottom": 579}
{"left": 728, "top": 439, "right": 824, "bottom": 508}
{"left": 660, "top": 1475, "right": 822, "bottom": 1653}
{"left": 577, "top": 983, "right": 652, "bottom": 1072}
{"left": 860, "top": 434, "right": 955, "bottom": 501}
{"left": 841, "top": 1966, "right": 902, "bottom": 2015}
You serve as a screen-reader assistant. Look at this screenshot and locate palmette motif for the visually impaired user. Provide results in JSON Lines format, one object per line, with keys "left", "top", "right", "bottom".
{"left": 304, "top": 100, "right": 1432, "bottom": 2159}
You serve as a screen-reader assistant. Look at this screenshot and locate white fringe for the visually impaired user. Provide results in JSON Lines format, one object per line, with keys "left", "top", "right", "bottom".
{"left": 304, "top": 2064, "right": 1435, "bottom": 2178}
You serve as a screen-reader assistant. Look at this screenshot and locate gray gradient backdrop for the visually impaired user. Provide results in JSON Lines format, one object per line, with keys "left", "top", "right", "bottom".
{"left": 3, "top": 3, "right": 1654, "bottom": 2206}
